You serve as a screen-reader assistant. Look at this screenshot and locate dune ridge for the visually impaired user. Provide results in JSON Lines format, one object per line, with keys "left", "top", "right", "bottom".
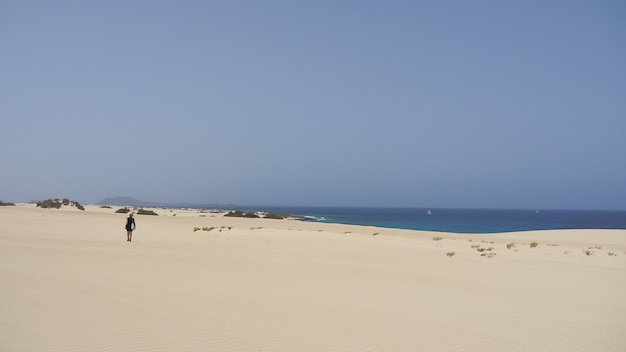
{"left": 1, "top": 205, "right": 625, "bottom": 351}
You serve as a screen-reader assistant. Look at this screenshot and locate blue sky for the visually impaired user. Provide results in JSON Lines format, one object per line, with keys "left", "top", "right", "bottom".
{"left": 1, "top": 1, "right": 625, "bottom": 209}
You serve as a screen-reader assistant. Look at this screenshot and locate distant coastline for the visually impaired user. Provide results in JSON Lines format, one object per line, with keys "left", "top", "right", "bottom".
{"left": 96, "top": 196, "right": 239, "bottom": 210}
{"left": 93, "top": 198, "right": 626, "bottom": 234}
{"left": 218, "top": 206, "right": 626, "bottom": 234}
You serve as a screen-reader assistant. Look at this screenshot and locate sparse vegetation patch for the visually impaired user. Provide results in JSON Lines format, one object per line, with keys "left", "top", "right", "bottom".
{"left": 224, "top": 210, "right": 308, "bottom": 220}
{"left": 262, "top": 212, "right": 289, "bottom": 219}
{"left": 0, "top": 200, "right": 16, "bottom": 206}
{"left": 36, "top": 198, "right": 84, "bottom": 211}
{"left": 194, "top": 226, "right": 233, "bottom": 233}
{"left": 225, "top": 210, "right": 260, "bottom": 218}
{"left": 472, "top": 244, "right": 496, "bottom": 257}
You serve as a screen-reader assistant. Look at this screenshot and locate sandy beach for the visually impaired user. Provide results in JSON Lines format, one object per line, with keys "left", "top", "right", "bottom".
{"left": 1, "top": 204, "right": 625, "bottom": 351}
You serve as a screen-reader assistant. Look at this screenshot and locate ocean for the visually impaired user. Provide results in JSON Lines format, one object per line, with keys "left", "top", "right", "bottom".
{"left": 236, "top": 206, "right": 626, "bottom": 234}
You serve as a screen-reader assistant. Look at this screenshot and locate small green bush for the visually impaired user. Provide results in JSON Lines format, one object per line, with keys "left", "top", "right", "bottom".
{"left": 506, "top": 242, "right": 516, "bottom": 249}
{"left": 115, "top": 208, "right": 131, "bottom": 214}
{"left": 530, "top": 242, "right": 539, "bottom": 248}
{"left": 137, "top": 209, "right": 158, "bottom": 216}
{"left": 446, "top": 252, "right": 455, "bottom": 257}
{"left": 433, "top": 236, "right": 443, "bottom": 241}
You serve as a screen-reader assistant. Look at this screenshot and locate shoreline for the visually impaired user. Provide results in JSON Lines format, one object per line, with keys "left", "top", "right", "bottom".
{"left": 7, "top": 202, "right": 626, "bottom": 233}
{"left": 2, "top": 204, "right": 625, "bottom": 351}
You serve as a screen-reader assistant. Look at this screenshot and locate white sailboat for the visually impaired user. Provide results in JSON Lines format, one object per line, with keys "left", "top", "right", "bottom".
{"left": 427, "top": 209, "right": 432, "bottom": 215}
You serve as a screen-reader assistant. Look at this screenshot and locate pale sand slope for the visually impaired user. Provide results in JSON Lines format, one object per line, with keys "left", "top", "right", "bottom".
{"left": 1, "top": 205, "right": 625, "bottom": 352}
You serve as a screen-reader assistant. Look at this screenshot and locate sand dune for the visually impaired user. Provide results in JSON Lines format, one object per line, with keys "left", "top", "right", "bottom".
{"left": 1, "top": 205, "right": 625, "bottom": 351}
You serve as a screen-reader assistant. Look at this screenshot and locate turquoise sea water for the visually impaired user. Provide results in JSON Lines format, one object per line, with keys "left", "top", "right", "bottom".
{"left": 239, "top": 207, "right": 626, "bottom": 234}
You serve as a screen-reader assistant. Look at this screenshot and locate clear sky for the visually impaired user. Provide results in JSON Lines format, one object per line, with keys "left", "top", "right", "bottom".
{"left": 1, "top": 1, "right": 625, "bottom": 209}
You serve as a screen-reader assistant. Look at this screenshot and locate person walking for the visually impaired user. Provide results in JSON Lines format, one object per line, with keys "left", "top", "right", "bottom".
{"left": 125, "top": 213, "right": 136, "bottom": 242}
